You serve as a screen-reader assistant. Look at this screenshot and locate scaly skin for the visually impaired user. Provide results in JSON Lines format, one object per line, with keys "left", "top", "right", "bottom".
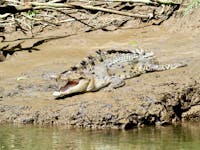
{"left": 52, "top": 48, "right": 186, "bottom": 97}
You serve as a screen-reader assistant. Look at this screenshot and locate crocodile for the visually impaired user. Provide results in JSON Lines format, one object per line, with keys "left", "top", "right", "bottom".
{"left": 52, "top": 48, "right": 186, "bottom": 97}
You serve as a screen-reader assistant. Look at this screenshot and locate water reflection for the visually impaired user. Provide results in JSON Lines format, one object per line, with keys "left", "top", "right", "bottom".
{"left": 0, "top": 123, "right": 200, "bottom": 150}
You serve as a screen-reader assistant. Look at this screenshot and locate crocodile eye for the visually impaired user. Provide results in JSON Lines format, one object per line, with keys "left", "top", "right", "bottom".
{"left": 71, "top": 66, "right": 78, "bottom": 71}
{"left": 80, "top": 61, "right": 86, "bottom": 66}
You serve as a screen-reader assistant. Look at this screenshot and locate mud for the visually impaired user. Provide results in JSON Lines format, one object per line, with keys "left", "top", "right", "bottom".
{"left": 0, "top": 8, "right": 200, "bottom": 129}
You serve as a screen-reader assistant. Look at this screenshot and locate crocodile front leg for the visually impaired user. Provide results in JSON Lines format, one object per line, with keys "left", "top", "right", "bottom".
{"left": 103, "top": 76, "right": 125, "bottom": 91}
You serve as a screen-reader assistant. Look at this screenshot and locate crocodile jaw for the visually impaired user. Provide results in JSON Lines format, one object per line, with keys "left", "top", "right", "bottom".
{"left": 53, "top": 79, "right": 90, "bottom": 97}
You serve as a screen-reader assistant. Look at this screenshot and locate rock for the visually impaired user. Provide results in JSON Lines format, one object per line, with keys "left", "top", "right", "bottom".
{"left": 182, "top": 105, "right": 200, "bottom": 121}
{"left": 0, "top": 52, "right": 5, "bottom": 62}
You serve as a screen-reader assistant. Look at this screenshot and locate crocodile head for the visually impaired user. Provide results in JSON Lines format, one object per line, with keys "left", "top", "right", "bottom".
{"left": 52, "top": 71, "right": 94, "bottom": 97}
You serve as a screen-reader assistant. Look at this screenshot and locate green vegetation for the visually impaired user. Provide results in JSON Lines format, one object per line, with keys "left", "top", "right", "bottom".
{"left": 27, "top": 10, "right": 39, "bottom": 17}
{"left": 184, "top": 0, "right": 200, "bottom": 15}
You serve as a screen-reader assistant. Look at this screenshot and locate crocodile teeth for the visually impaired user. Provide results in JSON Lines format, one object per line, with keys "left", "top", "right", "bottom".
{"left": 53, "top": 91, "right": 61, "bottom": 97}
{"left": 50, "top": 74, "right": 59, "bottom": 79}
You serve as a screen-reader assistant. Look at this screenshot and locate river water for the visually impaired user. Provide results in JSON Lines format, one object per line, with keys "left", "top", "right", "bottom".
{"left": 0, "top": 123, "right": 200, "bottom": 150}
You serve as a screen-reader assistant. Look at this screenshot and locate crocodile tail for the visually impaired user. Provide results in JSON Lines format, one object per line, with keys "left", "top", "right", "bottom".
{"left": 146, "top": 62, "right": 187, "bottom": 72}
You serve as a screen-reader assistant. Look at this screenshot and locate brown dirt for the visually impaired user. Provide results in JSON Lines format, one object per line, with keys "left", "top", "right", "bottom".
{"left": 0, "top": 8, "right": 200, "bottom": 129}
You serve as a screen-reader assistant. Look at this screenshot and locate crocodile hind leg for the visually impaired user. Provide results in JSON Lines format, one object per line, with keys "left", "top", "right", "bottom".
{"left": 144, "top": 62, "right": 187, "bottom": 72}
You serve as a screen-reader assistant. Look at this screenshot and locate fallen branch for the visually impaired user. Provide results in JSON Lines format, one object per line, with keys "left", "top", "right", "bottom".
{"left": 30, "top": 2, "right": 151, "bottom": 18}
{"left": 95, "top": 0, "right": 181, "bottom": 5}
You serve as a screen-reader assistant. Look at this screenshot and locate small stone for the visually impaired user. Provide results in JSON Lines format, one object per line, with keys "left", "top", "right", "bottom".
{"left": 17, "top": 76, "right": 28, "bottom": 81}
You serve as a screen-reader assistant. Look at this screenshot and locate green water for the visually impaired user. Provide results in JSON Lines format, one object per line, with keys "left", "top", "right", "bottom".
{"left": 0, "top": 123, "right": 200, "bottom": 150}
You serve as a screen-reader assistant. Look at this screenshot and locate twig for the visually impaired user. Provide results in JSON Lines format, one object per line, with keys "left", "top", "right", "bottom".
{"left": 0, "top": 36, "right": 5, "bottom": 42}
{"left": 97, "top": 0, "right": 154, "bottom": 4}
{"left": 154, "top": 0, "right": 181, "bottom": 5}
{"left": 0, "top": 13, "right": 11, "bottom": 19}
{"left": 58, "top": 18, "right": 75, "bottom": 23}
{"left": 14, "top": 18, "right": 28, "bottom": 34}
{"left": 50, "top": 8, "right": 94, "bottom": 28}
{"left": 4, "top": 0, "right": 23, "bottom": 5}
{"left": 21, "top": 14, "right": 60, "bottom": 26}
{"left": 48, "top": 0, "right": 66, "bottom": 3}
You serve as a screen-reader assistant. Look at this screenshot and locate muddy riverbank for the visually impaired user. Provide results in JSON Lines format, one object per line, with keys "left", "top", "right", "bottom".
{"left": 0, "top": 8, "right": 200, "bottom": 129}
